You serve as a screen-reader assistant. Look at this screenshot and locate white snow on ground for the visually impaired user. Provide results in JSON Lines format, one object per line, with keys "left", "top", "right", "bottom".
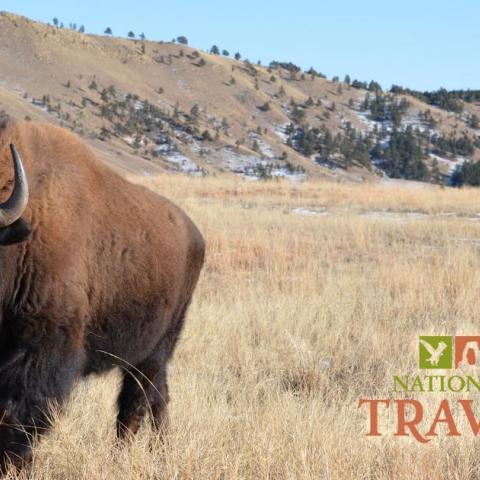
{"left": 271, "top": 170, "right": 306, "bottom": 181}
{"left": 402, "top": 112, "right": 435, "bottom": 133}
{"left": 379, "top": 177, "right": 434, "bottom": 190}
{"left": 189, "top": 139, "right": 206, "bottom": 154}
{"left": 198, "top": 146, "right": 305, "bottom": 181}
{"left": 274, "top": 124, "right": 290, "bottom": 142}
{"left": 257, "top": 139, "right": 275, "bottom": 159}
{"left": 452, "top": 156, "right": 466, "bottom": 174}
{"left": 355, "top": 107, "right": 430, "bottom": 134}
{"left": 155, "top": 140, "right": 202, "bottom": 174}
{"left": 292, "top": 207, "right": 328, "bottom": 216}
{"left": 248, "top": 132, "right": 275, "bottom": 159}
{"left": 429, "top": 154, "right": 466, "bottom": 175}
{"left": 354, "top": 93, "right": 437, "bottom": 136}
{"left": 123, "top": 135, "right": 135, "bottom": 146}
{"left": 218, "top": 147, "right": 263, "bottom": 172}
{"left": 161, "top": 150, "right": 202, "bottom": 174}
{"left": 355, "top": 111, "right": 383, "bottom": 131}
{"left": 290, "top": 205, "right": 480, "bottom": 223}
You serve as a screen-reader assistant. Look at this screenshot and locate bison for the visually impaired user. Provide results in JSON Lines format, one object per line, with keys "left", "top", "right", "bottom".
{"left": 0, "top": 121, "right": 205, "bottom": 472}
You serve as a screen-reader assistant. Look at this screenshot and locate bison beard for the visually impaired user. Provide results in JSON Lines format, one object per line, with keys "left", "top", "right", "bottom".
{"left": 0, "top": 122, "right": 205, "bottom": 474}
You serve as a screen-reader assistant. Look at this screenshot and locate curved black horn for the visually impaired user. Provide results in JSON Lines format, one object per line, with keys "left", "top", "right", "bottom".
{"left": 0, "top": 144, "right": 29, "bottom": 228}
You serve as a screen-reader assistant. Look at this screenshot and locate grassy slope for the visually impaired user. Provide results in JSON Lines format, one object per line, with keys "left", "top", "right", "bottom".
{"left": 0, "top": 12, "right": 479, "bottom": 180}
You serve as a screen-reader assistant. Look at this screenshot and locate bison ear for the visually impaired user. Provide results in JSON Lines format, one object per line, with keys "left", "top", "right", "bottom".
{"left": 0, "top": 218, "right": 32, "bottom": 246}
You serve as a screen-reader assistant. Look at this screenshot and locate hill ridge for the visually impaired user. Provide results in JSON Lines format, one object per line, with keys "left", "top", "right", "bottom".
{"left": 0, "top": 12, "right": 479, "bottom": 184}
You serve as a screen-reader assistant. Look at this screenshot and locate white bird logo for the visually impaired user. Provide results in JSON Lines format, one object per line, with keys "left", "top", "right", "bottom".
{"left": 419, "top": 339, "right": 448, "bottom": 366}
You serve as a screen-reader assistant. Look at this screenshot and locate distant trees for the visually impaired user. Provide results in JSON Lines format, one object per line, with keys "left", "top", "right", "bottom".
{"left": 431, "top": 133, "right": 475, "bottom": 157}
{"left": 177, "top": 36, "right": 188, "bottom": 45}
{"left": 363, "top": 93, "right": 410, "bottom": 127}
{"left": 140, "top": 32, "right": 146, "bottom": 40}
{"left": 202, "top": 130, "right": 213, "bottom": 141}
{"left": 351, "top": 79, "right": 368, "bottom": 89}
{"left": 468, "top": 113, "right": 479, "bottom": 129}
{"left": 368, "top": 80, "right": 382, "bottom": 93}
{"left": 452, "top": 161, "right": 480, "bottom": 186}
{"left": 210, "top": 45, "right": 220, "bottom": 55}
{"left": 390, "top": 86, "right": 466, "bottom": 113}
{"left": 344, "top": 74, "right": 351, "bottom": 85}
{"left": 269, "top": 61, "right": 301, "bottom": 73}
{"left": 283, "top": 106, "right": 464, "bottom": 182}
{"left": 222, "top": 49, "right": 230, "bottom": 56}
{"left": 52, "top": 18, "right": 59, "bottom": 27}
{"left": 234, "top": 52, "right": 241, "bottom": 60}
{"left": 104, "top": 27, "right": 112, "bottom": 35}
{"left": 374, "top": 127, "right": 428, "bottom": 180}
{"left": 128, "top": 31, "right": 135, "bottom": 39}
{"left": 290, "top": 102, "right": 305, "bottom": 123}
{"left": 419, "top": 109, "right": 437, "bottom": 128}
{"left": 79, "top": 25, "right": 85, "bottom": 33}
{"left": 190, "top": 103, "right": 200, "bottom": 120}
{"left": 259, "top": 101, "right": 271, "bottom": 112}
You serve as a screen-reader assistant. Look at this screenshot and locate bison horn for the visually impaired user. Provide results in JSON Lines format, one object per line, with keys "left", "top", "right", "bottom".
{"left": 0, "top": 144, "right": 29, "bottom": 228}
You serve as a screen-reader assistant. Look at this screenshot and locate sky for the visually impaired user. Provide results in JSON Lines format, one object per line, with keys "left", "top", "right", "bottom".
{"left": 1, "top": 0, "right": 478, "bottom": 91}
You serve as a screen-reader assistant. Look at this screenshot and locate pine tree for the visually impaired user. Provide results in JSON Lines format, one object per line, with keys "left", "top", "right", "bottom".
{"left": 468, "top": 113, "right": 480, "bottom": 129}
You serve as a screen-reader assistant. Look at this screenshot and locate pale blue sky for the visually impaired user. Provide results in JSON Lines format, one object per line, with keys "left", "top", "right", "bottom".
{"left": 2, "top": 0, "right": 478, "bottom": 91}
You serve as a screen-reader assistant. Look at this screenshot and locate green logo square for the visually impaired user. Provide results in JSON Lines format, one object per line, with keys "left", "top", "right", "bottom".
{"left": 419, "top": 336, "right": 453, "bottom": 369}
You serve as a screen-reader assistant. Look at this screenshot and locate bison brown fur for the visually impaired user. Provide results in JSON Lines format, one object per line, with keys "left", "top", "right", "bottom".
{"left": 0, "top": 122, "right": 205, "bottom": 472}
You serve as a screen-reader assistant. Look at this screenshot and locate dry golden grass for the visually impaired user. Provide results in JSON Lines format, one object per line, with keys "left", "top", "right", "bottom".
{"left": 8, "top": 176, "right": 480, "bottom": 479}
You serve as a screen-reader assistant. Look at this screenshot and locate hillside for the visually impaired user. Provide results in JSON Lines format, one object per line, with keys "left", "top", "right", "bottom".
{"left": 0, "top": 11, "right": 479, "bottom": 184}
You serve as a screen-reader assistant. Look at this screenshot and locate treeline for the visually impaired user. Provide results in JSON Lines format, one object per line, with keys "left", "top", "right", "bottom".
{"left": 451, "top": 162, "right": 480, "bottom": 187}
{"left": 372, "top": 127, "right": 429, "bottom": 180}
{"left": 285, "top": 122, "right": 432, "bottom": 180}
{"left": 286, "top": 123, "right": 372, "bottom": 169}
{"left": 285, "top": 119, "right": 478, "bottom": 183}
{"left": 431, "top": 134, "right": 477, "bottom": 157}
{"left": 389, "top": 86, "right": 480, "bottom": 113}
{"left": 362, "top": 93, "right": 410, "bottom": 127}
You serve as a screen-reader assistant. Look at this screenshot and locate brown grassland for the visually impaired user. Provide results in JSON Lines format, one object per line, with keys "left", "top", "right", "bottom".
{"left": 6, "top": 176, "right": 480, "bottom": 479}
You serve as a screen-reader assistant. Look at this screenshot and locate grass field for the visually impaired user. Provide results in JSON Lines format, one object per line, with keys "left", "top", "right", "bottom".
{"left": 9, "top": 176, "right": 480, "bottom": 479}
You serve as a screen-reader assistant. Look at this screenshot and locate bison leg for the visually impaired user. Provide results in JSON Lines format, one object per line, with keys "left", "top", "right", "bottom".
{"left": 116, "top": 302, "right": 192, "bottom": 440}
{"left": 116, "top": 352, "right": 169, "bottom": 439}
{"left": 0, "top": 342, "right": 84, "bottom": 473}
